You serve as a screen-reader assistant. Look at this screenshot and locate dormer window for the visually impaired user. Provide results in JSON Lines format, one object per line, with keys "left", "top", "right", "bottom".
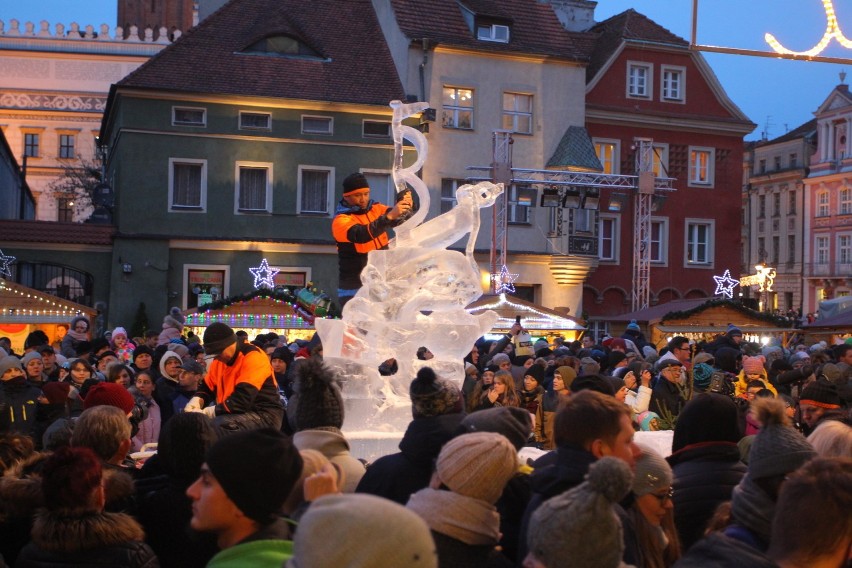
{"left": 477, "top": 23, "right": 509, "bottom": 43}
{"left": 242, "top": 34, "right": 325, "bottom": 60}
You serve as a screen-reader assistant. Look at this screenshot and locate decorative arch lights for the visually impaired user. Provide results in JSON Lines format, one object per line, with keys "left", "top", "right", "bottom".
{"left": 765, "top": 0, "right": 852, "bottom": 57}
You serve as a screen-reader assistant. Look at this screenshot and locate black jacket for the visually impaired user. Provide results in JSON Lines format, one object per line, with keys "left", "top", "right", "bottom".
{"left": 650, "top": 377, "right": 687, "bottom": 419}
{"left": 667, "top": 441, "right": 747, "bottom": 551}
{"left": 0, "top": 378, "right": 42, "bottom": 436}
{"left": 674, "top": 532, "right": 778, "bottom": 568}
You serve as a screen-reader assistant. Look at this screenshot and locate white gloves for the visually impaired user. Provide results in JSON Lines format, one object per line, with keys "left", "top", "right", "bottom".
{"left": 184, "top": 396, "right": 204, "bottom": 413}
{"left": 201, "top": 405, "right": 217, "bottom": 418}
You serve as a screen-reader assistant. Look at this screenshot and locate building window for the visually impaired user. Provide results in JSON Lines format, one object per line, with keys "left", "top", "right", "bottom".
{"left": 297, "top": 166, "right": 332, "bottom": 215}
{"left": 815, "top": 236, "right": 829, "bottom": 265}
{"left": 477, "top": 23, "right": 509, "bottom": 42}
{"left": 788, "top": 190, "right": 796, "bottom": 214}
{"left": 758, "top": 195, "right": 766, "bottom": 218}
{"left": 599, "top": 215, "right": 619, "bottom": 262}
{"left": 817, "top": 190, "right": 830, "bottom": 217}
{"left": 840, "top": 187, "right": 852, "bottom": 215}
{"left": 239, "top": 112, "right": 272, "bottom": 131}
{"left": 57, "top": 197, "right": 74, "bottom": 222}
{"left": 363, "top": 120, "right": 391, "bottom": 138}
{"left": 24, "top": 133, "right": 39, "bottom": 158}
{"left": 650, "top": 218, "right": 668, "bottom": 263}
{"left": 790, "top": 153, "right": 798, "bottom": 168}
{"left": 660, "top": 66, "right": 685, "bottom": 101}
{"left": 169, "top": 158, "right": 206, "bottom": 211}
{"left": 235, "top": 162, "right": 272, "bottom": 213}
{"left": 58, "top": 134, "right": 76, "bottom": 159}
{"left": 627, "top": 62, "right": 652, "bottom": 98}
{"left": 502, "top": 93, "right": 532, "bottom": 134}
{"left": 362, "top": 171, "right": 393, "bottom": 205}
{"left": 772, "top": 192, "right": 781, "bottom": 217}
{"left": 172, "top": 107, "right": 206, "bottom": 126}
{"left": 184, "top": 265, "right": 229, "bottom": 311}
{"left": 688, "top": 146, "right": 714, "bottom": 186}
{"left": 301, "top": 116, "right": 333, "bottom": 135}
{"left": 685, "top": 219, "right": 714, "bottom": 265}
{"left": 442, "top": 87, "right": 474, "bottom": 130}
{"left": 652, "top": 144, "right": 669, "bottom": 177}
{"left": 758, "top": 237, "right": 766, "bottom": 261}
{"left": 772, "top": 235, "right": 780, "bottom": 264}
{"left": 787, "top": 234, "right": 796, "bottom": 263}
{"left": 507, "top": 185, "right": 533, "bottom": 225}
{"left": 594, "top": 140, "right": 619, "bottom": 174}
{"left": 441, "top": 178, "right": 463, "bottom": 214}
{"left": 838, "top": 234, "right": 852, "bottom": 265}
{"left": 758, "top": 159, "right": 766, "bottom": 174}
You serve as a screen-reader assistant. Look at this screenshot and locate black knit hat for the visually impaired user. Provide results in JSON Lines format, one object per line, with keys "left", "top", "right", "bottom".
{"left": 288, "top": 359, "right": 344, "bottom": 431}
{"left": 799, "top": 380, "right": 843, "bottom": 409}
{"left": 458, "top": 406, "right": 532, "bottom": 450}
{"left": 132, "top": 345, "right": 154, "bottom": 362}
{"left": 409, "top": 367, "right": 463, "bottom": 419}
{"left": 524, "top": 364, "right": 545, "bottom": 385}
{"left": 203, "top": 322, "right": 237, "bottom": 355}
{"left": 206, "top": 428, "right": 302, "bottom": 524}
{"left": 569, "top": 374, "right": 615, "bottom": 396}
{"left": 342, "top": 172, "right": 369, "bottom": 195}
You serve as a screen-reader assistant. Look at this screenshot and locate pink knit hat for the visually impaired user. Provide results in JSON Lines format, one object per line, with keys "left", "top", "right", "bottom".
{"left": 742, "top": 355, "right": 766, "bottom": 375}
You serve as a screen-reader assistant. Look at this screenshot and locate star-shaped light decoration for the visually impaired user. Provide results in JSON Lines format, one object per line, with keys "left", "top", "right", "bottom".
{"left": 249, "top": 258, "right": 279, "bottom": 289}
{"left": 0, "top": 249, "right": 15, "bottom": 278}
{"left": 493, "top": 264, "right": 519, "bottom": 294}
{"left": 713, "top": 269, "right": 739, "bottom": 299}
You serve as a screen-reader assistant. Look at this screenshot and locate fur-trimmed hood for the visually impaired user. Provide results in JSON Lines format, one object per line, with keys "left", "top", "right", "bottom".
{"left": 30, "top": 509, "right": 145, "bottom": 553}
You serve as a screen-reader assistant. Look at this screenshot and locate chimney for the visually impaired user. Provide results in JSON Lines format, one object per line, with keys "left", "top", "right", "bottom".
{"left": 547, "top": 0, "right": 598, "bottom": 32}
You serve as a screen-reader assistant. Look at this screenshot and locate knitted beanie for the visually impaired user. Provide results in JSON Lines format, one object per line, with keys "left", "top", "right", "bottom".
{"left": 693, "top": 352, "right": 715, "bottom": 366}
{"left": 672, "top": 393, "right": 741, "bottom": 452}
{"left": 626, "top": 320, "right": 640, "bottom": 332}
{"left": 21, "top": 351, "right": 43, "bottom": 368}
{"left": 111, "top": 327, "right": 128, "bottom": 340}
{"left": 747, "top": 398, "right": 815, "bottom": 480}
{"left": 727, "top": 324, "right": 743, "bottom": 337}
{"left": 817, "top": 363, "right": 842, "bottom": 385}
{"left": 409, "top": 367, "right": 462, "bottom": 419}
{"left": 605, "top": 376, "right": 625, "bottom": 394}
{"left": 287, "top": 494, "right": 437, "bottom": 568}
{"left": 342, "top": 172, "right": 370, "bottom": 195}
{"left": 490, "top": 353, "right": 510, "bottom": 366}
{"left": 527, "top": 457, "right": 633, "bottom": 568}
{"left": 742, "top": 355, "right": 766, "bottom": 375}
{"left": 570, "top": 374, "right": 615, "bottom": 396}
{"left": 554, "top": 366, "right": 577, "bottom": 389}
{"left": 206, "top": 428, "right": 302, "bottom": 524}
{"left": 632, "top": 444, "right": 673, "bottom": 496}
{"left": 157, "top": 412, "right": 220, "bottom": 485}
{"left": 42, "top": 381, "right": 71, "bottom": 405}
{"left": 202, "top": 322, "right": 236, "bottom": 355}
{"left": 692, "top": 363, "right": 714, "bottom": 389}
{"left": 83, "top": 382, "right": 135, "bottom": 414}
{"left": 132, "top": 345, "right": 154, "bottom": 362}
{"left": 289, "top": 359, "right": 344, "bottom": 430}
{"left": 609, "top": 338, "right": 627, "bottom": 351}
{"left": 435, "top": 432, "right": 519, "bottom": 504}
{"left": 457, "top": 406, "right": 532, "bottom": 451}
{"left": 637, "top": 411, "right": 661, "bottom": 431}
{"left": 523, "top": 364, "right": 545, "bottom": 385}
{"left": 799, "top": 381, "right": 842, "bottom": 409}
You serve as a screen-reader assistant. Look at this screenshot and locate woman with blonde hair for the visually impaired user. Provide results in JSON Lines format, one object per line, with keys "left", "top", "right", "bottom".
{"left": 480, "top": 370, "right": 519, "bottom": 409}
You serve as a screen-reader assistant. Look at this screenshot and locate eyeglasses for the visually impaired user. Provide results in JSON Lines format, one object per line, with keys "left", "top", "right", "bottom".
{"left": 649, "top": 487, "right": 674, "bottom": 503}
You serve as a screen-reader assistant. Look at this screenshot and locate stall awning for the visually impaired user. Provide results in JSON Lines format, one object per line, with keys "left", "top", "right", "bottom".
{"left": 467, "top": 293, "right": 585, "bottom": 333}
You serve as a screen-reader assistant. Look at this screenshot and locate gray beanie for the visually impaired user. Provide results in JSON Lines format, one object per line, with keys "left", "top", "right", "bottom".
{"left": 21, "top": 351, "right": 43, "bottom": 368}
{"left": 632, "top": 444, "right": 673, "bottom": 497}
{"left": 747, "top": 398, "right": 815, "bottom": 480}
{"left": 490, "top": 353, "right": 511, "bottom": 366}
{"left": 527, "top": 457, "right": 633, "bottom": 568}
{"left": 288, "top": 494, "right": 437, "bottom": 568}
{"left": 0, "top": 356, "right": 23, "bottom": 378}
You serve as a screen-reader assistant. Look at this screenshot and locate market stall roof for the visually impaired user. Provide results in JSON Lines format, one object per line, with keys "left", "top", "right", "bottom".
{"left": 467, "top": 293, "right": 585, "bottom": 332}
{"left": 657, "top": 325, "right": 795, "bottom": 335}
{"left": 802, "top": 309, "right": 852, "bottom": 329}
{"left": 602, "top": 298, "right": 707, "bottom": 325}
{"left": 0, "top": 278, "right": 96, "bottom": 324}
{"left": 184, "top": 290, "right": 316, "bottom": 330}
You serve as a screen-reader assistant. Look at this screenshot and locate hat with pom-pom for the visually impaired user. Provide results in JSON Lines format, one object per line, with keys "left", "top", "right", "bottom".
{"left": 409, "top": 367, "right": 462, "bottom": 419}
{"left": 287, "top": 359, "right": 344, "bottom": 431}
{"left": 637, "top": 410, "right": 661, "bottom": 431}
{"left": 747, "top": 398, "right": 815, "bottom": 480}
{"left": 527, "top": 457, "right": 633, "bottom": 568}
{"left": 727, "top": 324, "right": 743, "bottom": 337}
{"left": 626, "top": 320, "right": 640, "bottom": 332}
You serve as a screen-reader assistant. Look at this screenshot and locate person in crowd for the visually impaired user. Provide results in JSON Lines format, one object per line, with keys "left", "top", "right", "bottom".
{"left": 95, "top": 350, "right": 120, "bottom": 379}
{"left": 14, "top": 446, "right": 157, "bottom": 568}
{"left": 622, "top": 362, "right": 653, "bottom": 420}
{"left": 157, "top": 306, "right": 185, "bottom": 346}
{"left": 540, "top": 365, "right": 574, "bottom": 450}
{"left": 524, "top": 457, "right": 633, "bottom": 568}
{"left": 34, "top": 381, "right": 72, "bottom": 447}
{"left": 706, "top": 324, "right": 744, "bottom": 355}
{"left": 287, "top": 358, "right": 365, "bottom": 492}
{"left": 332, "top": 172, "right": 413, "bottom": 306}
{"left": 807, "top": 419, "right": 852, "bottom": 457}
{"left": 467, "top": 363, "right": 496, "bottom": 413}
{"left": 287, "top": 493, "right": 438, "bottom": 568}
{"left": 21, "top": 352, "right": 47, "bottom": 389}
{"left": 186, "top": 428, "right": 302, "bottom": 566}
{"left": 38, "top": 345, "right": 62, "bottom": 382}
{"left": 666, "top": 393, "right": 746, "bottom": 551}
{"left": 130, "top": 370, "right": 160, "bottom": 453}
{"left": 735, "top": 355, "right": 777, "bottom": 398}
{"left": 406, "top": 432, "right": 518, "bottom": 567}
{"left": 622, "top": 320, "right": 650, "bottom": 355}
{"left": 60, "top": 315, "right": 90, "bottom": 359}
{"left": 356, "top": 366, "right": 465, "bottom": 504}
{"left": 71, "top": 394, "right": 138, "bottom": 478}
{"left": 185, "top": 322, "right": 284, "bottom": 431}
{"left": 107, "top": 363, "right": 135, "bottom": 388}
{"left": 270, "top": 347, "right": 294, "bottom": 401}
{"left": 797, "top": 380, "right": 846, "bottom": 436}
{"left": 281, "top": 449, "right": 346, "bottom": 518}
{"left": 0, "top": 356, "right": 42, "bottom": 438}
{"left": 171, "top": 359, "right": 203, "bottom": 417}
{"left": 627, "top": 445, "right": 681, "bottom": 567}
{"left": 131, "top": 344, "right": 155, "bottom": 376}
{"left": 650, "top": 359, "right": 688, "bottom": 422}
{"left": 479, "top": 369, "right": 520, "bottom": 409}
{"left": 155, "top": 349, "right": 183, "bottom": 424}
{"left": 519, "top": 363, "right": 546, "bottom": 445}
{"left": 110, "top": 326, "right": 136, "bottom": 364}
{"left": 66, "top": 357, "right": 98, "bottom": 410}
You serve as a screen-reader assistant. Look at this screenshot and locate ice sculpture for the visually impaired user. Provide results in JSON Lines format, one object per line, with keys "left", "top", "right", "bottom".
{"left": 315, "top": 100, "right": 502, "bottom": 437}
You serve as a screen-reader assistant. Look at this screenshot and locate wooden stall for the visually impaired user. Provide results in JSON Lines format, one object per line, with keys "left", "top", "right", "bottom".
{"left": 467, "top": 293, "right": 586, "bottom": 343}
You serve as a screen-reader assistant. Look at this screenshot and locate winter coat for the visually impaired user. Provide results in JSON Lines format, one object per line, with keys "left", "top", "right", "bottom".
{"left": 206, "top": 518, "right": 293, "bottom": 568}
{"left": 650, "top": 377, "right": 687, "bottom": 420}
{"left": 519, "top": 387, "right": 545, "bottom": 444}
{"left": 355, "top": 412, "right": 465, "bottom": 505}
{"left": 0, "top": 378, "right": 42, "bottom": 436}
{"left": 673, "top": 532, "right": 778, "bottom": 568}
{"left": 430, "top": 531, "right": 513, "bottom": 568}
{"left": 667, "top": 441, "right": 747, "bottom": 551}
{"left": 292, "top": 428, "right": 366, "bottom": 493}
{"left": 539, "top": 391, "right": 568, "bottom": 450}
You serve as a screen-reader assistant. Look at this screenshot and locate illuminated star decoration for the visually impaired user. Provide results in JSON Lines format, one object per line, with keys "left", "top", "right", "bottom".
{"left": 0, "top": 249, "right": 15, "bottom": 278}
{"left": 249, "top": 258, "right": 279, "bottom": 289}
{"left": 493, "top": 264, "right": 519, "bottom": 294}
{"left": 713, "top": 269, "right": 739, "bottom": 299}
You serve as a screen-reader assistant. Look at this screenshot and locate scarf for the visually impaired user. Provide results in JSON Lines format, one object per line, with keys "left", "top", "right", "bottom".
{"left": 406, "top": 488, "right": 500, "bottom": 545}
{"left": 730, "top": 475, "right": 775, "bottom": 545}
{"left": 66, "top": 329, "right": 88, "bottom": 343}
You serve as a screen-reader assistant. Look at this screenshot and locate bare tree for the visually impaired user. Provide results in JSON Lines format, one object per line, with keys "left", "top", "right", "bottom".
{"left": 44, "top": 156, "right": 103, "bottom": 221}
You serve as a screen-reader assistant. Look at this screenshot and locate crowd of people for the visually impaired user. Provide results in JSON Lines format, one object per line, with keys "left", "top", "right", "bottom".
{"left": 0, "top": 311, "right": 850, "bottom": 567}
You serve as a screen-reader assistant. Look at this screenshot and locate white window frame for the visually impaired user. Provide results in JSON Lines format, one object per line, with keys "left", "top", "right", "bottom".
{"left": 360, "top": 169, "right": 394, "bottom": 206}
{"left": 234, "top": 161, "right": 273, "bottom": 214}
{"left": 182, "top": 264, "right": 231, "bottom": 311}
{"left": 168, "top": 157, "right": 207, "bottom": 212}
{"left": 442, "top": 86, "right": 474, "bottom": 130}
{"left": 172, "top": 106, "right": 207, "bottom": 127}
{"left": 502, "top": 92, "right": 533, "bottom": 134}
{"left": 598, "top": 213, "right": 620, "bottom": 263}
{"left": 296, "top": 165, "right": 334, "bottom": 216}
{"left": 626, "top": 61, "right": 653, "bottom": 99}
{"left": 477, "top": 24, "right": 509, "bottom": 42}
{"left": 660, "top": 65, "right": 685, "bottom": 102}
{"left": 840, "top": 187, "right": 852, "bottom": 215}
{"left": 652, "top": 143, "right": 669, "bottom": 178}
{"left": 684, "top": 218, "right": 715, "bottom": 267}
{"left": 441, "top": 178, "right": 463, "bottom": 214}
{"left": 362, "top": 119, "right": 392, "bottom": 138}
{"left": 301, "top": 115, "right": 333, "bottom": 135}
{"left": 238, "top": 111, "right": 272, "bottom": 131}
{"left": 650, "top": 216, "right": 669, "bottom": 265}
{"left": 815, "top": 235, "right": 830, "bottom": 265}
{"left": 594, "top": 138, "right": 620, "bottom": 174}
{"left": 688, "top": 146, "right": 715, "bottom": 187}
{"left": 837, "top": 233, "right": 852, "bottom": 266}
{"left": 817, "top": 190, "right": 830, "bottom": 217}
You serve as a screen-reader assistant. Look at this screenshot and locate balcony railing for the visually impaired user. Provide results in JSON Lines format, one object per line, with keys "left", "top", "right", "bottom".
{"left": 806, "top": 262, "right": 852, "bottom": 278}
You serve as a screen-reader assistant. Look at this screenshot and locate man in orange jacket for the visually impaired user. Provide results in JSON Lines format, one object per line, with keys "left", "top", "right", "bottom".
{"left": 332, "top": 172, "right": 412, "bottom": 307}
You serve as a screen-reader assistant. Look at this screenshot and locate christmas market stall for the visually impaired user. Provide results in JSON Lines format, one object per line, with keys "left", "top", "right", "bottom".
{"left": 606, "top": 298, "right": 799, "bottom": 349}
{"left": 183, "top": 287, "right": 339, "bottom": 342}
{"left": 801, "top": 309, "right": 852, "bottom": 343}
{"left": 0, "top": 278, "right": 98, "bottom": 353}
{"left": 466, "top": 293, "right": 585, "bottom": 343}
